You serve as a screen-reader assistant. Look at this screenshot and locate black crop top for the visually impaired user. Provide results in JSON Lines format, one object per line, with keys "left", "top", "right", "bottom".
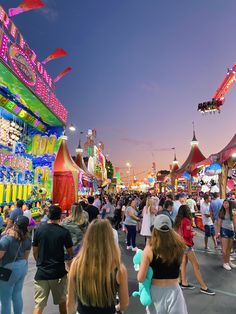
{"left": 150, "top": 254, "right": 180, "bottom": 280}
{"left": 77, "top": 299, "right": 116, "bottom": 314}
{"left": 77, "top": 271, "right": 119, "bottom": 314}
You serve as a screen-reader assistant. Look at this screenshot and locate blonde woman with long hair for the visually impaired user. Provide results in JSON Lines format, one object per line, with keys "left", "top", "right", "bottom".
{"left": 67, "top": 219, "right": 129, "bottom": 314}
{"left": 62, "top": 203, "right": 89, "bottom": 257}
{"left": 140, "top": 197, "right": 156, "bottom": 241}
{"left": 138, "top": 214, "right": 188, "bottom": 314}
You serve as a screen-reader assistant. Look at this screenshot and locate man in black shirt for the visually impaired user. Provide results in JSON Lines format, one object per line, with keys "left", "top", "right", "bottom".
{"left": 32, "top": 205, "right": 73, "bottom": 314}
{"left": 85, "top": 196, "right": 100, "bottom": 222}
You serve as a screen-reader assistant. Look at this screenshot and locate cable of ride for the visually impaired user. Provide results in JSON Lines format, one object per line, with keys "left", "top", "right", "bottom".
{"left": 198, "top": 64, "right": 236, "bottom": 113}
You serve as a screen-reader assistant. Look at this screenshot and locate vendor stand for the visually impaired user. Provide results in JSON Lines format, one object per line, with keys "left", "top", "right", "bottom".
{"left": 0, "top": 6, "right": 67, "bottom": 216}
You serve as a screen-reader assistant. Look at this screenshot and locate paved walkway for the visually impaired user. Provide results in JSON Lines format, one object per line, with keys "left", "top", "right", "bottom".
{"left": 21, "top": 229, "right": 236, "bottom": 313}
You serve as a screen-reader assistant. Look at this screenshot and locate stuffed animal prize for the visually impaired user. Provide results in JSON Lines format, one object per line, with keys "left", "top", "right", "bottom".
{"left": 132, "top": 249, "right": 153, "bottom": 306}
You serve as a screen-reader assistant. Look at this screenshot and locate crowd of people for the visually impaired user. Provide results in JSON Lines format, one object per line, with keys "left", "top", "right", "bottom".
{"left": 0, "top": 190, "right": 235, "bottom": 314}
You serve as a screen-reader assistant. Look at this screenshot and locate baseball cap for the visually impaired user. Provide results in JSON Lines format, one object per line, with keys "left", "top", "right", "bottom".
{"left": 15, "top": 216, "right": 29, "bottom": 232}
{"left": 154, "top": 214, "right": 172, "bottom": 232}
{"left": 178, "top": 193, "right": 186, "bottom": 198}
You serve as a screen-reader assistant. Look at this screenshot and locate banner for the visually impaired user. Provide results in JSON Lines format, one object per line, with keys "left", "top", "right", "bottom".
{"left": 9, "top": 0, "right": 45, "bottom": 17}
{"left": 42, "top": 48, "right": 68, "bottom": 65}
{"left": 54, "top": 67, "right": 72, "bottom": 83}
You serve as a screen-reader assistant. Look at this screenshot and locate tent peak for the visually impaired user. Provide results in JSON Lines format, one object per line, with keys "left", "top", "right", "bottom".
{"left": 173, "top": 153, "right": 178, "bottom": 164}
{"left": 191, "top": 130, "right": 198, "bottom": 146}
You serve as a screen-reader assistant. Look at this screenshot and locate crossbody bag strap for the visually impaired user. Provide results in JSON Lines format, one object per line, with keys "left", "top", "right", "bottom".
{"left": 10, "top": 241, "right": 22, "bottom": 268}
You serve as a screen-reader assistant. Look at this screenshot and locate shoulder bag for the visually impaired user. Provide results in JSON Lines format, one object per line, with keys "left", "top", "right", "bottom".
{"left": 0, "top": 242, "right": 22, "bottom": 281}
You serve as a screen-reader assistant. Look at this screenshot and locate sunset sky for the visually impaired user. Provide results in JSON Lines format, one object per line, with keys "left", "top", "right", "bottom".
{"left": 2, "top": 0, "right": 236, "bottom": 179}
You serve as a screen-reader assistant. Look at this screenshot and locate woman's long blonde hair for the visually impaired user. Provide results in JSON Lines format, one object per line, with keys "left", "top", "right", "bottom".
{"left": 150, "top": 228, "right": 186, "bottom": 265}
{"left": 72, "top": 219, "right": 121, "bottom": 307}
{"left": 69, "top": 203, "right": 86, "bottom": 225}
{"left": 145, "top": 197, "right": 155, "bottom": 214}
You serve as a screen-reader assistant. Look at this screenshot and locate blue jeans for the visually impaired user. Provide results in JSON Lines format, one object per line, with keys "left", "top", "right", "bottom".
{"left": 126, "top": 225, "right": 137, "bottom": 247}
{"left": 0, "top": 259, "right": 28, "bottom": 314}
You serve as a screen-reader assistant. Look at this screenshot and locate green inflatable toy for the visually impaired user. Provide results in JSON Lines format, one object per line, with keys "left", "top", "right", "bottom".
{"left": 132, "top": 249, "right": 153, "bottom": 306}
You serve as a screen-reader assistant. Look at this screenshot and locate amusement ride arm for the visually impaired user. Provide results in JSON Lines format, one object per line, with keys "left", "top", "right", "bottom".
{"left": 198, "top": 63, "right": 236, "bottom": 113}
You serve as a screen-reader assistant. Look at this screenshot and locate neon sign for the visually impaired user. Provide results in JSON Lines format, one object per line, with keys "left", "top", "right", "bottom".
{"left": 9, "top": 44, "right": 36, "bottom": 87}
{"left": 0, "top": 6, "right": 67, "bottom": 124}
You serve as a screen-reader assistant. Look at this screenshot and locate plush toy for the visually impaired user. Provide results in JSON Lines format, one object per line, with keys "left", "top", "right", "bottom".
{"left": 132, "top": 249, "right": 153, "bottom": 306}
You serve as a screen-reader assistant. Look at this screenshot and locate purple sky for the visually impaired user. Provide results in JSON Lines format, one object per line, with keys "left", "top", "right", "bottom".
{"left": 2, "top": 0, "right": 236, "bottom": 179}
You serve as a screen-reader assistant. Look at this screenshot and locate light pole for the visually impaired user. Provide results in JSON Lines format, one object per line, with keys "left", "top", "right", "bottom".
{"left": 126, "top": 162, "right": 131, "bottom": 189}
{"left": 69, "top": 123, "right": 76, "bottom": 132}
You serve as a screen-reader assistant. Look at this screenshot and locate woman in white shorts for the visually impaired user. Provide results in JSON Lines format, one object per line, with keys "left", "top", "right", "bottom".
{"left": 140, "top": 197, "right": 156, "bottom": 242}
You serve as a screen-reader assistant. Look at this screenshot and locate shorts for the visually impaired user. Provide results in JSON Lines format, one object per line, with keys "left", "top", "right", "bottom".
{"left": 146, "top": 284, "right": 188, "bottom": 314}
{"left": 220, "top": 227, "right": 235, "bottom": 239}
{"left": 204, "top": 225, "right": 215, "bottom": 237}
{"left": 65, "top": 243, "right": 80, "bottom": 260}
{"left": 185, "top": 246, "right": 194, "bottom": 253}
{"left": 34, "top": 275, "right": 67, "bottom": 308}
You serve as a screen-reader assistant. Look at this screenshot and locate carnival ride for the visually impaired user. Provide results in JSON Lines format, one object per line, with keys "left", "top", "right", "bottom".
{"left": 198, "top": 63, "right": 236, "bottom": 113}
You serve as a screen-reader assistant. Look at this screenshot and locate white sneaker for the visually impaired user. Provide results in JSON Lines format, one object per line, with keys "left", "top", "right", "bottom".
{"left": 223, "top": 263, "right": 231, "bottom": 271}
{"left": 229, "top": 261, "right": 236, "bottom": 268}
{"left": 132, "top": 247, "right": 138, "bottom": 252}
{"left": 126, "top": 246, "right": 132, "bottom": 250}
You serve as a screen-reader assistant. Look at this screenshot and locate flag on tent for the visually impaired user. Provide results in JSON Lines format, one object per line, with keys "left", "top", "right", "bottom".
{"left": 54, "top": 67, "right": 72, "bottom": 83}
{"left": 9, "top": 0, "right": 45, "bottom": 17}
{"left": 42, "top": 48, "right": 68, "bottom": 65}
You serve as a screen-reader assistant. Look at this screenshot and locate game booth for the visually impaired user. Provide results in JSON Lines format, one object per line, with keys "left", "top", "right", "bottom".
{"left": 74, "top": 143, "right": 97, "bottom": 196}
{"left": 0, "top": 6, "right": 68, "bottom": 220}
{"left": 193, "top": 134, "right": 236, "bottom": 230}
{"left": 53, "top": 136, "right": 98, "bottom": 213}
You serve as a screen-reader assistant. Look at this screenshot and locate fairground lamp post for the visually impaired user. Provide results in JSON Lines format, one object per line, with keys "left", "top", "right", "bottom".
{"left": 126, "top": 162, "right": 131, "bottom": 189}
{"left": 68, "top": 124, "right": 84, "bottom": 147}
{"left": 69, "top": 123, "right": 76, "bottom": 132}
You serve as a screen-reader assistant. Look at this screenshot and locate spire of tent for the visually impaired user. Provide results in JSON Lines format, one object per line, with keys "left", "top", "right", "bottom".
{"left": 172, "top": 149, "right": 179, "bottom": 172}
{"left": 191, "top": 121, "right": 198, "bottom": 146}
{"left": 173, "top": 153, "right": 178, "bottom": 163}
{"left": 76, "top": 139, "right": 83, "bottom": 154}
{"left": 173, "top": 127, "right": 205, "bottom": 177}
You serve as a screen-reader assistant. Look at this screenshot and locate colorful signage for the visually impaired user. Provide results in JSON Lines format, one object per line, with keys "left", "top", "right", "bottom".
{"left": 31, "top": 134, "right": 57, "bottom": 156}
{"left": 0, "top": 62, "right": 62, "bottom": 129}
{"left": 0, "top": 152, "right": 31, "bottom": 170}
{"left": 0, "top": 6, "right": 67, "bottom": 124}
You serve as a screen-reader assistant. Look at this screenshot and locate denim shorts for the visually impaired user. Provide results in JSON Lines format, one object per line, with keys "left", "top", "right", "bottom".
{"left": 220, "top": 227, "right": 235, "bottom": 239}
{"left": 204, "top": 225, "right": 215, "bottom": 237}
{"left": 185, "top": 246, "right": 194, "bottom": 253}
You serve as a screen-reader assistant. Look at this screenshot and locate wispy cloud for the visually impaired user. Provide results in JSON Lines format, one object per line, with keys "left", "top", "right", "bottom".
{"left": 120, "top": 137, "right": 153, "bottom": 146}
{"left": 38, "top": 0, "right": 58, "bottom": 22}
{"left": 142, "top": 81, "right": 161, "bottom": 92}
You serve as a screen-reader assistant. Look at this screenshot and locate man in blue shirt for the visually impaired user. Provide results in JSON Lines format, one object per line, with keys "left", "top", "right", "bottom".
{"left": 210, "top": 192, "right": 223, "bottom": 233}
{"left": 5, "top": 200, "right": 24, "bottom": 231}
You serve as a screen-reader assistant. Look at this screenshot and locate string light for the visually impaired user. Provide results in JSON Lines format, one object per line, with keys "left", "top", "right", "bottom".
{"left": 0, "top": 33, "right": 10, "bottom": 62}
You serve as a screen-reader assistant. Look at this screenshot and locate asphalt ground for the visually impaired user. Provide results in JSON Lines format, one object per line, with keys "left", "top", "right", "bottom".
{"left": 19, "top": 229, "right": 236, "bottom": 314}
